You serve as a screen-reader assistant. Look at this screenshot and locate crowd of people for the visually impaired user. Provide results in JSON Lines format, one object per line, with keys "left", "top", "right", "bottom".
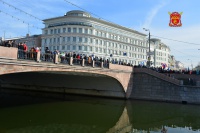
{"left": 134, "top": 64, "right": 199, "bottom": 75}
{"left": 43, "top": 47, "right": 133, "bottom": 67}
{"left": 1, "top": 42, "right": 198, "bottom": 74}
{"left": 0, "top": 40, "right": 18, "bottom": 47}
{"left": 0, "top": 40, "right": 41, "bottom": 60}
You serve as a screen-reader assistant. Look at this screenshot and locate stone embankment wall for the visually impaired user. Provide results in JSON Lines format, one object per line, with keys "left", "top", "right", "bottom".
{"left": 131, "top": 68, "right": 200, "bottom": 104}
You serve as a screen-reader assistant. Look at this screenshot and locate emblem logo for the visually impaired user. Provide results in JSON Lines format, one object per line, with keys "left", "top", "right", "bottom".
{"left": 168, "top": 12, "right": 183, "bottom": 27}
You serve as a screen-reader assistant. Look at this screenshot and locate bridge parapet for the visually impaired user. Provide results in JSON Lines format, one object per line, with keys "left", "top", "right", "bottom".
{"left": 0, "top": 46, "right": 18, "bottom": 59}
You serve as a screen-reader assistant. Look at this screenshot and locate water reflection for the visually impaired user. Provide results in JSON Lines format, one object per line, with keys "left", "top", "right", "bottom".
{"left": 1, "top": 91, "right": 200, "bottom": 133}
{"left": 0, "top": 92, "right": 125, "bottom": 133}
{"left": 126, "top": 100, "right": 200, "bottom": 133}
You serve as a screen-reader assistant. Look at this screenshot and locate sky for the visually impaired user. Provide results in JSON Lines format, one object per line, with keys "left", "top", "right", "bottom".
{"left": 0, "top": 0, "right": 200, "bottom": 69}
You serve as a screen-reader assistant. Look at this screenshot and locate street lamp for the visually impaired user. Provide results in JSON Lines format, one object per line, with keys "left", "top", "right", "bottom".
{"left": 188, "top": 59, "right": 193, "bottom": 70}
{"left": 143, "top": 28, "right": 151, "bottom": 67}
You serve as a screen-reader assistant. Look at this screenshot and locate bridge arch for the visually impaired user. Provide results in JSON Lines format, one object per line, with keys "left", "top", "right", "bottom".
{"left": 0, "top": 62, "right": 133, "bottom": 98}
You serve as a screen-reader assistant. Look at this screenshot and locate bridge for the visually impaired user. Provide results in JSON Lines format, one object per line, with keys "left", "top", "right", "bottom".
{"left": 1, "top": 46, "right": 200, "bottom": 104}
{"left": 0, "top": 46, "right": 133, "bottom": 99}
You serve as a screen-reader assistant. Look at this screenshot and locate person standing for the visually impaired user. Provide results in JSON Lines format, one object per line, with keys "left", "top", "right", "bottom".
{"left": 45, "top": 47, "right": 50, "bottom": 61}
{"left": 23, "top": 42, "right": 28, "bottom": 59}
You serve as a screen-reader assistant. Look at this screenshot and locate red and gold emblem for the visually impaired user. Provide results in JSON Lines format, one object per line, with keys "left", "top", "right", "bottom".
{"left": 168, "top": 12, "right": 183, "bottom": 27}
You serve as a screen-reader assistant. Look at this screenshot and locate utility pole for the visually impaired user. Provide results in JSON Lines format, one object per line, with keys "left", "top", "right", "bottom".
{"left": 143, "top": 28, "right": 151, "bottom": 67}
{"left": 4, "top": 31, "right": 5, "bottom": 40}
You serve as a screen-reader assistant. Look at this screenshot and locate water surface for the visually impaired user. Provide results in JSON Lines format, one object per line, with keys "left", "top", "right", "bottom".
{"left": 0, "top": 91, "right": 200, "bottom": 133}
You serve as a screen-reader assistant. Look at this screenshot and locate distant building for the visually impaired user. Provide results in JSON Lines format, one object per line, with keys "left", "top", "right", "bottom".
{"left": 41, "top": 10, "right": 148, "bottom": 65}
{"left": 15, "top": 34, "right": 41, "bottom": 49}
{"left": 150, "top": 38, "right": 170, "bottom": 68}
{"left": 3, "top": 34, "right": 41, "bottom": 50}
{"left": 168, "top": 55, "right": 176, "bottom": 70}
{"left": 175, "top": 61, "right": 184, "bottom": 70}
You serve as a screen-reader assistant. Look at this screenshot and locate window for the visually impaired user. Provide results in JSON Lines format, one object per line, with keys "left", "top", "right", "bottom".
{"left": 85, "top": 29, "right": 88, "bottom": 34}
{"left": 79, "top": 46, "right": 82, "bottom": 50}
{"left": 95, "top": 47, "right": 98, "bottom": 52}
{"left": 73, "top": 37, "right": 76, "bottom": 42}
{"left": 67, "top": 37, "right": 70, "bottom": 42}
{"left": 114, "top": 35, "right": 117, "bottom": 40}
{"left": 57, "top": 46, "right": 59, "bottom": 50}
{"left": 90, "top": 38, "right": 93, "bottom": 43}
{"left": 95, "top": 39, "right": 98, "bottom": 45}
{"left": 99, "top": 48, "right": 102, "bottom": 53}
{"left": 73, "top": 28, "right": 77, "bottom": 33}
{"left": 58, "top": 29, "right": 60, "bottom": 33}
{"left": 54, "top": 29, "right": 57, "bottom": 34}
{"left": 54, "top": 38, "right": 56, "bottom": 42}
{"left": 63, "top": 28, "right": 66, "bottom": 33}
{"left": 45, "top": 30, "right": 48, "bottom": 35}
{"left": 79, "top": 37, "right": 82, "bottom": 42}
{"left": 108, "top": 50, "right": 111, "bottom": 54}
{"left": 62, "top": 37, "right": 65, "bottom": 42}
{"left": 104, "top": 49, "right": 106, "bottom": 53}
{"left": 100, "top": 40, "right": 102, "bottom": 44}
{"left": 103, "top": 41, "right": 106, "bottom": 46}
{"left": 84, "top": 46, "right": 87, "bottom": 51}
{"left": 85, "top": 38, "right": 88, "bottom": 43}
{"left": 79, "top": 28, "right": 82, "bottom": 33}
{"left": 68, "top": 28, "right": 71, "bottom": 33}
{"left": 49, "top": 38, "right": 52, "bottom": 43}
{"left": 62, "top": 45, "right": 65, "bottom": 50}
{"left": 51, "top": 29, "right": 53, "bottom": 34}
{"left": 108, "top": 34, "right": 111, "bottom": 38}
{"left": 67, "top": 45, "right": 70, "bottom": 50}
{"left": 89, "top": 46, "right": 92, "bottom": 51}
{"left": 57, "top": 38, "right": 60, "bottom": 43}
{"left": 73, "top": 45, "right": 76, "bottom": 50}
{"left": 89, "top": 29, "right": 93, "bottom": 34}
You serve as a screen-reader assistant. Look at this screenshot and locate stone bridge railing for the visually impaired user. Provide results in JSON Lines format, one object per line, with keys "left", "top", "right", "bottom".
{"left": 134, "top": 67, "right": 182, "bottom": 86}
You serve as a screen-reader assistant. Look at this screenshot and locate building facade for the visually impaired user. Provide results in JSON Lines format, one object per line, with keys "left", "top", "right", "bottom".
{"left": 41, "top": 10, "right": 148, "bottom": 65}
{"left": 175, "top": 61, "right": 184, "bottom": 70}
{"left": 168, "top": 55, "right": 176, "bottom": 70}
{"left": 3, "top": 34, "right": 41, "bottom": 50}
{"left": 150, "top": 38, "right": 170, "bottom": 68}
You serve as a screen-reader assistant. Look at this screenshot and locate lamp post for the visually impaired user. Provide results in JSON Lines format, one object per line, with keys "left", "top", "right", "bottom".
{"left": 143, "top": 28, "right": 151, "bottom": 67}
{"left": 188, "top": 59, "right": 193, "bottom": 70}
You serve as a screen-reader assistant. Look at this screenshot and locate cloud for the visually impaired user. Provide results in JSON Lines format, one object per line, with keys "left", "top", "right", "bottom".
{"left": 142, "top": 1, "right": 167, "bottom": 29}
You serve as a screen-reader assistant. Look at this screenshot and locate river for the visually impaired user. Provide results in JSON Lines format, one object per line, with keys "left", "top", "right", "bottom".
{"left": 0, "top": 90, "right": 200, "bottom": 133}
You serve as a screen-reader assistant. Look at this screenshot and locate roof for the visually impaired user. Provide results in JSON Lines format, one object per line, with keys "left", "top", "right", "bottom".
{"left": 43, "top": 10, "right": 146, "bottom": 36}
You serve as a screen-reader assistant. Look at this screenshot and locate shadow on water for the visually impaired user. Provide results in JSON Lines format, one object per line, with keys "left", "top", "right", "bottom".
{"left": 0, "top": 89, "right": 126, "bottom": 133}
{"left": 1, "top": 89, "right": 200, "bottom": 133}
